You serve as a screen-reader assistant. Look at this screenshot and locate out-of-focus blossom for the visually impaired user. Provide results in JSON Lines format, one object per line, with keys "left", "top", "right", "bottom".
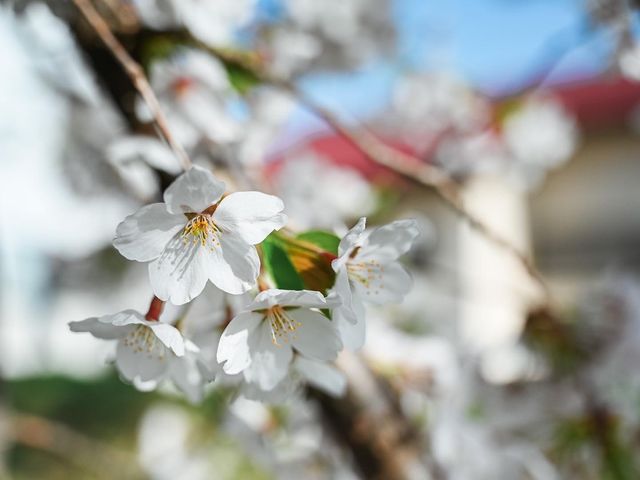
{"left": 619, "top": 43, "right": 640, "bottom": 81}
{"left": 114, "top": 166, "right": 287, "bottom": 303}
{"left": 217, "top": 289, "right": 342, "bottom": 391}
{"left": 262, "top": 28, "right": 322, "bottom": 78}
{"left": 234, "top": 88, "right": 296, "bottom": 170}
{"left": 177, "top": 284, "right": 251, "bottom": 388}
{"left": 225, "top": 395, "right": 357, "bottom": 478}
{"left": 106, "top": 135, "right": 182, "bottom": 200}
{"left": 0, "top": 6, "right": 137, "bottom": 259}
{"left": 17, "top": 3, "right": 100, "bottom": 104}
{"left": 330, "top": 217, "right": 419, "bottom": 349}
{"left": 437, "top": 96, "right": 578, "bottom": 190}
{"left": 273, "top": 153, "right": 376, "bottom": 230}
{"left": 436, "top": 131, "right": 510, "bottom": 178}
{"left": 132, "top": 0, "right": 256, "bottom": 47}
{"left": 138, "top": 404, "right": 213, "bottom": 480}
{"left": 393, "top": 73, "right": 488, "bottom": 135}
{"left": 262, "top": 0, "right": 393, "bottom": 77}
{"left": 581, "top": 276, "right": 640, "bottom": 425}
{"left": 108, "top": 136, "right": 182, "bottom": 176}
{"left": 139, "top": 49, "right": 241, "bottom": 149}
{"left": 242, "top": 355, "right": 347, "bottom": 402}
{"left": 502, "top": 96, "right": 578, "bottom": 188}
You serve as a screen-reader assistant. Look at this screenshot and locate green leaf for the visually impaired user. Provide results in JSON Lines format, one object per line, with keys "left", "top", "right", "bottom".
{"left": 297, "top": 231, "right": 340, "bottom": 255}
{"left": 262, "top": 236, "right": 305, "bottom": 290}
{"left": 224, "top": 63, "right": 261, "bottom": 94}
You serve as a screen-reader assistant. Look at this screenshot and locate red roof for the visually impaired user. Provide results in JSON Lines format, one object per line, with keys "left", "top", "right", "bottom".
{"left": 266, "top": 75, "right": 640, "bottom": 182}
{"left": 550, "top": 76, "right": 640, "bottom": 131}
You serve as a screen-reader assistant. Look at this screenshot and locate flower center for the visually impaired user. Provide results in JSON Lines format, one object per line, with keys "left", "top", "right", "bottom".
{"left": 347, "top": 259, "right": 384, "bottom": 295}
{"left": 172, "top": 76, "right": 195, "bottom": 97}
{"left": 182, "top": 214, "right": 221, "bottom": 249}
{"left": 122, "top": 325, "right": 166, "bottom": 360}
{"left": 267, "top": 306, "right": 301, "bottom": 346}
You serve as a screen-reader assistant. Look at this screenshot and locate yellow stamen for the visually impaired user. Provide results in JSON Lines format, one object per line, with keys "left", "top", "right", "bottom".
{"left": 181, "top": 214, "right": 221, "bottom": 250}
{"left": 267, "top": 306, "right": 302, "bottom": 346}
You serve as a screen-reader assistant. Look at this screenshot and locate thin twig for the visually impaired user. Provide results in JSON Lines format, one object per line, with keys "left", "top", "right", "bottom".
{"left": 72, "top": 0, "right": 191, "bottom": 171}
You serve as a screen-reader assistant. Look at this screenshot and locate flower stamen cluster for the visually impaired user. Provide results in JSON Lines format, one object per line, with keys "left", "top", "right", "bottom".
{"left": 182, "top": 214, "right": 221, "bottom": 249}
{"left": 122, "top": 325, "right": 167, "bottom": 360}
{"left": 267, "top": 305, "right": 302, "bottom": 346}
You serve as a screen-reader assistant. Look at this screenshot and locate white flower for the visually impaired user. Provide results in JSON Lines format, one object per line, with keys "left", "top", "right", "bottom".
{"left": 178, "top": 284, "right": 250, "bottom": 387}
{"left": 166, "top": 339, "right": 216, "bottom": 402}
{"left": 330, "top": 217, "right": 419, "bottom": 349}
{"left": 113, "top": 165, "right": 287, "bottom": 304}
{"left": 69, "top": 309, "right": 185, "bottom": 384}
{"left": 503, "top": 96, "right": 578, "bottom": 187}
{"left": 138, "top": 49, "right": 240, "bottom": 149}
{"left": 106, "top": 135, "right": 182, "bottom": 201}
{"left": 274, "top": 152, "right": 375, "bottom": 230}
{"left": 70, "top": 309, "right": 215, "bottom": 402}
{"left": 241, "top": 356, "right": 348, "bottom": 402}
{"left": 217, "top": 289, "right": 343, "bottom": 391}
{"left": 132, "top": 0, "right": 255, "bottom": 47}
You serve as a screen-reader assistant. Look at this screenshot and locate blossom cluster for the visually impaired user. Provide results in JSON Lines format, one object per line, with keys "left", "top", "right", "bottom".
{"left": 70, "top": 165, "right": 418, "bottom": 401}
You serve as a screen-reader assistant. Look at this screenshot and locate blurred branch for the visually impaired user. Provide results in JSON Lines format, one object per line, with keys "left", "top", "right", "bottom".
{"left": 71, "top": 0, "right": 191, "bottom": 171}
{"left": 203, "top": 47, "right": 552, "bottom": 306}
{"left": 4, "top": 411, "right": 144, "bottom": 479}
{"left": 310, "top": 352, "right": 445, "bottom": 480}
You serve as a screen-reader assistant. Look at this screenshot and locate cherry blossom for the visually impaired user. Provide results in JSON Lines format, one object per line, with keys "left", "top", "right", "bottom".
{"left": 138, "top": 49, "right": 240, "bottom": 149}
{"left": 69, "top": 310, "right": 184, "bottom": 381}
{"left": 132, "top": 0, "right": 255, "bottom": 47}
{"left": 330, "top": 217, "right": 419, "bottom": 349}
{"left": 113, "top": 165, "right": 287, "bottom": 304}
{"left": 217, "top": 289, "right": 342, "bottom": 392}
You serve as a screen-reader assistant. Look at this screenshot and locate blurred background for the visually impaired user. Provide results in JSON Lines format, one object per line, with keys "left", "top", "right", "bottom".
{"left": 3, "top": 0, "right": 640, "bottom": 478}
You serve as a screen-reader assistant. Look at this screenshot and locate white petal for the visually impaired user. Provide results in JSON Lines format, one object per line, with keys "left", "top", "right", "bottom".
{"left": 107, "top": 135, "right": 182, "bottom": 175}
{"left": 181, "top": 90, "right": 241, "bottom": 143}
{"left": 132, "top": 377, "right": 160, "bottom": 392}
{"left": 248, "top": 289, "right": 327, "bottom": 311}
{"left": 69, "top": 317, "right": 129, "bottom": 340}
{"left": 148, "top": 322, "right": 185, "bottom": 356}
{"left": 338, "top": 217, "right": 366, "bottom": 256}
{"left": 169, "top": 352, "right": 208, "bottom": 403}
{"left": 149, "top": 234, "right": 211, "bottom": 305}
{"left": 113, "top": 203, "right": 185, "bottom": 262}
{"left": 294, "top": 357, "right": 347, "bottom": 397}
{"left": 163, "top": 165, "right": 225, "bottom": 214}
{"left": 207, "top": 231, "right": 260, "bottom": 294}
{"left": 177, "top": 49, "right": 231, "bottom": 91}
{"left": 244, "top": 321, "right": 293, "bottom": 391}
{"left": 351, "top": 261, "right": 413, "bottom": 305}
{"left": 334, "top": 292, "right": 366, "bottom": 350}
{"left": 69, "top": 310, "right": 144, "bottom": 339}
{"left": 115, "top": 338, "right": 170, "bottom": 382}
{"left": 213, "top": 191, "right": 287, "bottom": 245}
{"left": 290, "top": 308, "right": 342, "bottom": 361}
{"left": 359, "top": 219, "right": 419, "bottom": 262}
{"left": 217, "top": 312, "right": 264, "bottom": 375}
{"left": 330, "top": 268, "right": 358, "bottom": 324}
{"left": 241, "top": 376, "right": 299, "bottom": 403}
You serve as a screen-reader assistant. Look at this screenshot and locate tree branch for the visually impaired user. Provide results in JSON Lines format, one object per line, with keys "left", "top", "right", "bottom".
{"left": 71, "top": 0, "right": 191, "bottom": 172}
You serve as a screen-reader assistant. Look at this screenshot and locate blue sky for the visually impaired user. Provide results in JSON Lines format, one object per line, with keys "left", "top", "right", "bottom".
{"left": 264, "top": 0, "right": 637, "bottom": 143}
